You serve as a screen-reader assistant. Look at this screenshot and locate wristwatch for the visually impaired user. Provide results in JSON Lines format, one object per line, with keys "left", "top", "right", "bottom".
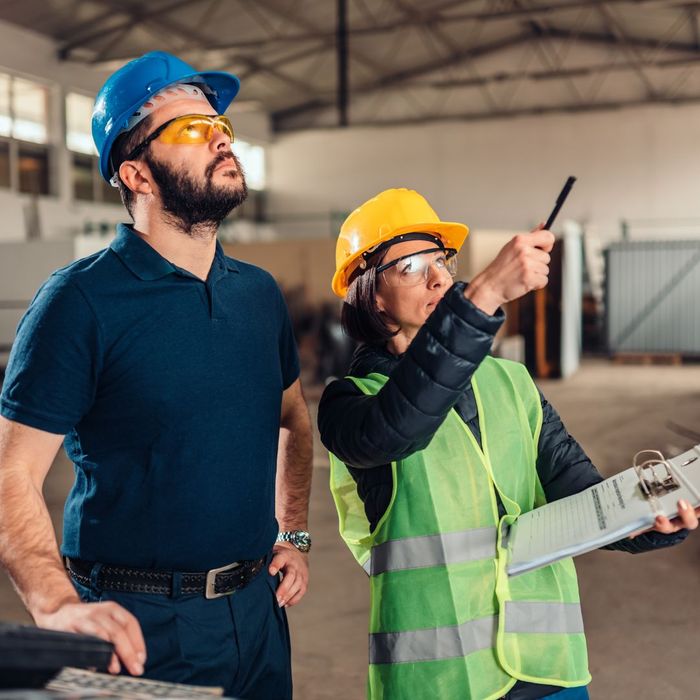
{"left": 276, "top": 530, "right": 312, "bottom": 553}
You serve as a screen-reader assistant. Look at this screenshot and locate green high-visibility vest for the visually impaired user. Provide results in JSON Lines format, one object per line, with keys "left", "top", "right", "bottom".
{"left": 329, "top": 356, "right": 590, "bottom": 700}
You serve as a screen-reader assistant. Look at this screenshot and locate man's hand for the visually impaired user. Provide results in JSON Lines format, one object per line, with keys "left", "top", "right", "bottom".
{"left": 465, "top": 226, "right": 555, "bottom": 315}
{"left": 0, "top": 418, "right": 146, "bottom": 676}
{"left": 268, "top": 541, "right": 309, "bottom": 608}
{"left": 35, "top": 600, "right": 146, "bottom": 676}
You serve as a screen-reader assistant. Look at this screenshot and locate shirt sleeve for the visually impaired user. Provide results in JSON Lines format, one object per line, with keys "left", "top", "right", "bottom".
{"left": 0, "top": 273, "right": 103, "bottom": 435}
{"left": 276, "top": 284, "right": 300, "bottom": 390}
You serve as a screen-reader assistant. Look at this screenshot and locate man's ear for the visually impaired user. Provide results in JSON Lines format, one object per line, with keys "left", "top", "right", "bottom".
{"left": 118, "top": 160, "right": 153, "bottom": 196}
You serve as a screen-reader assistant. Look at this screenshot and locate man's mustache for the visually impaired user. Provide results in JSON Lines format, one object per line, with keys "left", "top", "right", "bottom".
{"left": 206, "top": 152, "right": 238, "bottom": 180}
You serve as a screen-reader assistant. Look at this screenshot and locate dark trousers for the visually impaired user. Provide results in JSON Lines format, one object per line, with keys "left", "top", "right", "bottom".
{"left": 72, "top": 562, "right": 292, "bottom": 700}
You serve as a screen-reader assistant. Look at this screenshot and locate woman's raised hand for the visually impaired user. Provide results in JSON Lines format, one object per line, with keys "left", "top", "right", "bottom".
{"left": 464, "top": 225, "right": 555, "bottom": 315}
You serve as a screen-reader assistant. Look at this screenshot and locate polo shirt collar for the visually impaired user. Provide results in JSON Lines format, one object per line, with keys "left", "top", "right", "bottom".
{"left": 111, "top": 224, "right": 239, "bottom": 280}
{"left": 111, "top": 224, "right": 176, "bottom": 280}
{"left": 217, "top": 242, "right": 239, "bottom": 274}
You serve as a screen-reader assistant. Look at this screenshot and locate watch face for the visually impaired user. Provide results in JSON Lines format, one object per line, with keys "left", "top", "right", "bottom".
{"left": 277, "top": 530, "right": 311, "bottom": 552}
{"left": 292, "top": 531, "right": 311, "bottom": 552}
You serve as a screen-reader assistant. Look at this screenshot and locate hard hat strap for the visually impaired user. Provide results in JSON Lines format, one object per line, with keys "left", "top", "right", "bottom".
{"left": 359, "top": 232, "right": 444, "bottom": 270}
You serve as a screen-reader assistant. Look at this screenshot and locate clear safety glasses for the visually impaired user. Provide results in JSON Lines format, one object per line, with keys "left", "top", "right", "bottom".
{"left": 377, "top": 247, "right": 458, "bottom": 288}
{"left": 125, "top": 114, "right": 235, "bottom": 163}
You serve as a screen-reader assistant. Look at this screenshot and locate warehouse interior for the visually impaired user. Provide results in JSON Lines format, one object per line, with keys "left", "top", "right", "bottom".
{"left": 0, "top": 1, "right": 699, "bottom": 698}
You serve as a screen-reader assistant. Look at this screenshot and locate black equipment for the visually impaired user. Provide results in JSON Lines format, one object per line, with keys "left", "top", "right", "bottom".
{"left": 0, "top": 622, "right": 112, "bottom": 689}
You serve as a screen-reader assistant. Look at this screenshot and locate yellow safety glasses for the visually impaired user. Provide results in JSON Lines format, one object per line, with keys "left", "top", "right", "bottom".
{"left": 125, "top": 114, "right": 234, "bottom": 162}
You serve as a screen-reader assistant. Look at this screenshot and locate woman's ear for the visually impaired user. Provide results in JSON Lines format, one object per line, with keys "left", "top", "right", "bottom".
{"left": 375, "top": 290, "right": 386, "bottom": 314}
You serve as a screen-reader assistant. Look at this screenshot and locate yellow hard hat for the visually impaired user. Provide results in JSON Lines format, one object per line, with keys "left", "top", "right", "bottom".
{"left": 332, "top": 188, "right": 469, "bottom": 298}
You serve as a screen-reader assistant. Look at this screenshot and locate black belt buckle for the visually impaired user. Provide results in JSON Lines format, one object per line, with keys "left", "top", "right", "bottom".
{"left": 205, "top": 561, "right": 241, "bottom": 599}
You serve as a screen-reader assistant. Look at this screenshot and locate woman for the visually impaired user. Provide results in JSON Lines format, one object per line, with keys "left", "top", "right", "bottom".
{"left": 318, "top": 188, "right": 696, "bottom": 700}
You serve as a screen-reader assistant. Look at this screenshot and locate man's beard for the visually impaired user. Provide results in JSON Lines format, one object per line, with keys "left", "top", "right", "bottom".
{"left": 145, "top": 150, "right": 248, "bottom": 237}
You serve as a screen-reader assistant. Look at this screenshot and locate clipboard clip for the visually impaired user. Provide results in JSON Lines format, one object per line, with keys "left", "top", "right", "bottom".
{"left": 633, "top": 449, "right": 680, "bottom": 502}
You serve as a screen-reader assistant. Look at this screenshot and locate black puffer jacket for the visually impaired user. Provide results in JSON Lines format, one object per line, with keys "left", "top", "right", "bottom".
{"left": 318, "top": 281, "right": 686, "bottom": 700}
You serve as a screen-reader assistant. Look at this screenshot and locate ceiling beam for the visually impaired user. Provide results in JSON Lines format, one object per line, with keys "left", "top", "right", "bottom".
{"left": 535, "top": 24, "right": 700, "bottom": 53}
{"left": 88, "top": 0, "right": 323, "bottom": 95}
{"left": 276, "top": 91, "right": 700, "bottom": 132}
{"left": 386, "top": 0, "right": 500, "bottom": 111}
{"left": 105, "top": 0, "right": 484, "bottom": 53}
{"left": 56, "top": 4, "right": 129, "bottom": 45}
{"left": 232, "top": 0, "right": 386, "bottom": 80}
{"left": 691, "top": 6, "right": 700, "bottom": 51}
{"left": 57, "top": 0, "right": 208, "bottom": 59}
{"left": 445, "top": 0, "right": 700, "bottom": 22}
{"left": 110, "top": 0, "right": 700, "bottom": 54}
{"left": 523, "top": 10, "right": 586, "bottom": 108}
{"left": 375, "top": 32, "right": 532, "bottom": 88}
{"left": 595, "top": 3, "right": 658, "bottom": 98}
{"left": 432, "top": 52, "right": 700, "bottom": 88}
{"left": 272, "top": 32, "right": 531, "bottom": 129}
{"left": 236, "top": 41, "right": 331, "bottom": 80}
{"left": 337, "top": 0, "right": 349, "bottom": 127}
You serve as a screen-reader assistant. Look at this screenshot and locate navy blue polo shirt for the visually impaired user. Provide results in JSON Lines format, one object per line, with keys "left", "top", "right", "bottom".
{"left": 0, "top": 224, "right": 299, "bottom": 570}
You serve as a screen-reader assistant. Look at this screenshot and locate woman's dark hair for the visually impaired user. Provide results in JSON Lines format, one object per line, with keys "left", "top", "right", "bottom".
{"left": 109, "top": 115, "right": 154, "bottom": 218}
{"left": 341, "top": 258, "right": 398, "bottom": 346}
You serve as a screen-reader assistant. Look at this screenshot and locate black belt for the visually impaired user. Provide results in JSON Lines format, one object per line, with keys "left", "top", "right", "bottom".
{"left": 66, "top": 556, "right": 266, "bottom": 599}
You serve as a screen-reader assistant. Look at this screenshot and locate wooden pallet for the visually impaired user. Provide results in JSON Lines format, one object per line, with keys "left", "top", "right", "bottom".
{"left": 612, "top": 352, "right": 683, "bottom": 366}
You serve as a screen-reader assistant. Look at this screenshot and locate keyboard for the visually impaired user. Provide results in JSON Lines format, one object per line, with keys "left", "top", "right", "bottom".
{"left": 47, "top": 667, "right": 224, "bottom": 698}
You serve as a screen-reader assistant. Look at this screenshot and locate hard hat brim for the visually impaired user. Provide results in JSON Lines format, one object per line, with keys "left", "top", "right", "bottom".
{"left": 332, "top": 220, "right": 469, "bottom": 298}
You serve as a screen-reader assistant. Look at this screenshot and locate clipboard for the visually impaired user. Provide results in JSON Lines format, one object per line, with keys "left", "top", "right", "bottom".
{"left": 506, "top": 443, "right": 700, "bottom": 577}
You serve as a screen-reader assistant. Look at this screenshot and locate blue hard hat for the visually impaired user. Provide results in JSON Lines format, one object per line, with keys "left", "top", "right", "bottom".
{"left": 92, "top": 51, "right": 240, "bottom": 182}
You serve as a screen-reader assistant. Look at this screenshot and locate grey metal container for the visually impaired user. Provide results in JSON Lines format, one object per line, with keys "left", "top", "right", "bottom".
{"left": 604, "top": 240, "right": 700, "bottom": 355}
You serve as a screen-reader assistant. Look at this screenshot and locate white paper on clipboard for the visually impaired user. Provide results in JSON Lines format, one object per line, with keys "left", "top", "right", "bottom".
{"left": 506, "top": 443, "right": 700, "bottom": 577}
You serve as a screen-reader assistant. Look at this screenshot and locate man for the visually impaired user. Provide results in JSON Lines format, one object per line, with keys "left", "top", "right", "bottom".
{"left": 0, "top": 51, "right": 312, "bottom": 699}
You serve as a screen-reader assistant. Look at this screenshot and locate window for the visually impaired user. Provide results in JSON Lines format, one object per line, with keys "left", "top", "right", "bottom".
{"left": 13, "top": 78, "right": 48, "bottom": 144}
{"left": 0, "top": 74, "right": 10, "bottom": 138}
{"left": 67, "top": 92, "right": 120, "bottom": 202}
{"left": 0, "top": 140, "right": 10, "bottom": 188}
{"left": 235, "top": 139, "right": 265, "bottom": 191}
{"left": 0, "top": 73, "right": 50, "bottom": 194}
{"left": 18, "top": 144, "right": 49, "bottom": 195}
{"left": 72, "top": 153, "right": 94, "bottom": 201}
{"left": 66, "top": 92, "right": 96, "bottom": 155}
{"left": 0, "top": 74, "right": 48, "bottom": 144}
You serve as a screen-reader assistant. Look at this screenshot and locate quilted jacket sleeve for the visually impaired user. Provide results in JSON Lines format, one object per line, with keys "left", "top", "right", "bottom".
{"left": 318, "top": 282, "right": 504, "bottom": 467}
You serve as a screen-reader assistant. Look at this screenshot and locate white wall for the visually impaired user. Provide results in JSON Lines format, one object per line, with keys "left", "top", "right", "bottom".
{"left": 0, "top": 19, "right": 108, "bottom": 93}
{"left": 267, "top": 103, "right": 700, "bottom": 245}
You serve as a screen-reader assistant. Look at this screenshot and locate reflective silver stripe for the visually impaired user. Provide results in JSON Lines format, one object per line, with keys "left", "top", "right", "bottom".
{"left": 362, "top": 558, "right": 371, "bottom": 575}
{"left": 370, "top": 527, "right": 498, "bottom": 576}
{"left": 504, "top": 601, "right": 585, "bottom": 635}
{"left": 370, "top": 615, "right": 496, "bottom": 665}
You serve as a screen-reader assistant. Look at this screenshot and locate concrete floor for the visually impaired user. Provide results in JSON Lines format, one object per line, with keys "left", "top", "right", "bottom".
{"left": 1, "top": 359, "right": 699, "bottom": 698}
